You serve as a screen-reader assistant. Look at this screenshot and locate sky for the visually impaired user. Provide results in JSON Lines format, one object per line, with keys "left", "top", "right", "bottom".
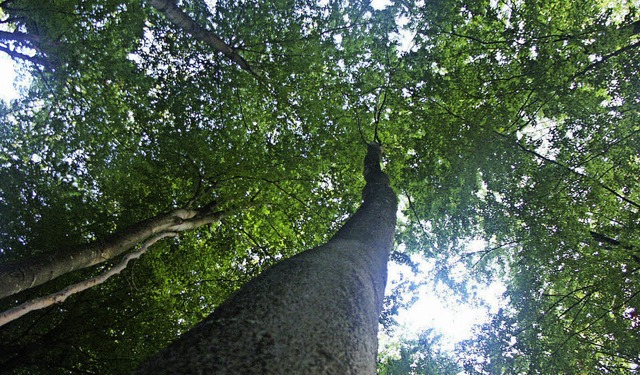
{"left": 0, "top": 55, "right": 17, "bottom": 102}
{"left": 383, "top": 240, "right": 506, "bottom": 355}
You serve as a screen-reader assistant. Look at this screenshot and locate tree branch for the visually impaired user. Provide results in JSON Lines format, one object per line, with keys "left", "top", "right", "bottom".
{"left": 0, "top": 30, "right": 40, "bottom": 43}
{"left": 574, "top": 40, "right": 640, "bottom": 78}
{"left": 0, "top": 0, "right": 16, "bottom": 10}
{"left": 403, "top": 191, "right": 435, "bottom": 257}
{"left": 0, "top": 202, "right": 225, "bottom": 299}
{"left": 550, "top": 288, "right": 640, "bottom": 357}
{"left": 0, "top": 232, "right": 178, "bottom": 327}
{"left": 493, "top": 130, "right": 640, "bottom": 210}
{"left": 147, "top": 0, "right": 253, "bottom": 73}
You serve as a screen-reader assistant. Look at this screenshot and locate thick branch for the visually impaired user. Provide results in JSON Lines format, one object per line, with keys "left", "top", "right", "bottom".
{"left": 0, "top": 232, "right": 177, "bottom": 327}
{"left": 0, "top": 203, "right": 224, "bottom": 299}
{"left": 0, "top": 0, "right": 16, "bottom": 10}
{"left": 148, "top": 0, "right": 253, "bottom": 72}
{"left": 590, "top": 231, "right": 640, "bottom": 262}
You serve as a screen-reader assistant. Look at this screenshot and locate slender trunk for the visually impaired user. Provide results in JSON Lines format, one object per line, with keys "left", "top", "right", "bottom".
{"left": 135, "top": 143, "right": 397, "bottom": 374}
{"left": 148, "top": 0, "right": 253, "bottom": 72}
{"left": 0, "top": 203, "right": 223, "bottom": 299}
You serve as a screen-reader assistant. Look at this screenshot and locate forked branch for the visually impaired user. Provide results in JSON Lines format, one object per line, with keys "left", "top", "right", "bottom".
{"left": 0, "top": 232, "right": 177, "bottom": 327}
{"left": 0, "top": 202, "right": 224, "bottom": 299}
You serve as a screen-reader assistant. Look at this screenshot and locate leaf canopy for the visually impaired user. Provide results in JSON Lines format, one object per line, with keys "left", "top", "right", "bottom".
{"left": 0, "top": 0, "right": 638, "bottom": 373}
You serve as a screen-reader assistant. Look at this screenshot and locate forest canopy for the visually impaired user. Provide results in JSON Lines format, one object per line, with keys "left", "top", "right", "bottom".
{"left": 0, "top": 0, "right": 639, "bottom": 373}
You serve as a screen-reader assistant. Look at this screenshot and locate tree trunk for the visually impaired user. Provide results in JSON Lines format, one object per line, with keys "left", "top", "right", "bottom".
{"left": 135, "top": 142, "right": 397, "bottom": 374}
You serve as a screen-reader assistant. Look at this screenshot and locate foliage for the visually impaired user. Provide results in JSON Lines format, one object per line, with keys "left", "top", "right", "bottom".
{"left": 378, "top": 329, "right": 462, "bottom": 375}
{"left": 0, "top": 0, "right": 639, "bottom": 373}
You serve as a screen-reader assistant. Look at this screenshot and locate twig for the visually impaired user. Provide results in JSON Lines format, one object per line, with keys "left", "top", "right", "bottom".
{"left": 493, "top": 130, "right": 640, "bottom": 210}
{"left": 403, "top": 191, "right": 434, "bottom": 257}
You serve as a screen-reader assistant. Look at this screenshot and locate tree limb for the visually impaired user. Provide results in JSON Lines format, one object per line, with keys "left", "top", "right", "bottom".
{"left": 0, "top": 0, "right": 16, "bottom": 10}
{"left": 0, "top": 30, "right": 40, "bottom": 43}
{"left": 0, "top": 232, "right": 177, "bottom": 327}
{"left": 0, "top": 202, "right": 224, "bottom": 299}
{"left": 574, "top": 40, "right": 640, "bottom": 78}
{"left": 147, "top": 0, "right": 254, "bottom": 73}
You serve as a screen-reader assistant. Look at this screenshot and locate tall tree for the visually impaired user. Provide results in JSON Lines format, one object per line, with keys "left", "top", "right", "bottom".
{"left": 136, "top": 142, "right": 397, "bottom": 373}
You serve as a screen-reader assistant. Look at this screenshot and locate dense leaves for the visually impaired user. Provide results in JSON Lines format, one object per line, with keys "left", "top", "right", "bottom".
{"left": 0, "top": 0, "right": 639, "bottom": 373}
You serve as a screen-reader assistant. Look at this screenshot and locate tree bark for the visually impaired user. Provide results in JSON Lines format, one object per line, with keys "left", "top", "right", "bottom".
{"left": 135, "top": 142, "right": 397, "bottom": 374}
{"left": 0, "top": 203, "right": 223, "bottom": 299}
{"left": 0, "top": 232, "right": 177, "bottom": 326}
{"left": 148, "top": 0, "right": 253, "bottom": 72}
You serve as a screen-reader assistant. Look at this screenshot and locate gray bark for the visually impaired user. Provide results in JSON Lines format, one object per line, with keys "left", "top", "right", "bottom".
{"left": 148, "top": 0, "right": 253, "bottom": 72}
{"left": 0, "top": 203, "right": 223, "bottom": 299}
{"left": 135, "top": 143, "right": 397, "bottom": 374}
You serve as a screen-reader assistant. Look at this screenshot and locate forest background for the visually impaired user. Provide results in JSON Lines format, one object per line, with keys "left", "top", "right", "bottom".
{"left": 0, "top": 0, "right": 639, "bottom": 373}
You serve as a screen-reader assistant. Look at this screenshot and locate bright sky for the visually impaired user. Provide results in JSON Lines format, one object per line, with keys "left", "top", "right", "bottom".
{"left": 0, "top": 55, "right": 17, "bottom": 102}
{"left": 371, "top": 0, "right": 393, "bottom": 10}
{"left": 383, "top": 240, "right": 506, "bottom": 357}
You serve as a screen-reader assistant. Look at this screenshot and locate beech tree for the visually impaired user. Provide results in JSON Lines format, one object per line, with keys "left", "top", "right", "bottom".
{"left": 135, "top": 141, "right": 397, "bottom": 373}
{"left": 0, "top": 0, "right": 639, "bottom": 373}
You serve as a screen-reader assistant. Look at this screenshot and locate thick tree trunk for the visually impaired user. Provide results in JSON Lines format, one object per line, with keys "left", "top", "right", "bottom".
{"left": 135, "top": 143, "right": 397, "bottom": 374}
{"left": 0, "top": 203, "right": 223, "bottom": 299}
